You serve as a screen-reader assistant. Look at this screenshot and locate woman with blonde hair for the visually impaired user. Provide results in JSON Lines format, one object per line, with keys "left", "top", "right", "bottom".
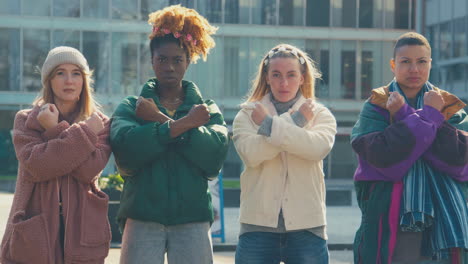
{"left": 233, "top": 44, "right": 337, "bottom": 263}
{"left": 0, "top": 46, "right": 112, "bottom": 264}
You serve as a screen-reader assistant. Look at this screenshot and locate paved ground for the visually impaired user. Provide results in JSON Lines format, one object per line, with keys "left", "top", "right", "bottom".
{"left": 0, "top": 192, "right": 358, "bottom": 263}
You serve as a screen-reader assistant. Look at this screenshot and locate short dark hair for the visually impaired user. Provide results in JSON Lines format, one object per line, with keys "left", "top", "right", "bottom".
{"left": 149, "top": 34, "right": 189, "bottom": 60}
{"left": 393, "top": 32, "right": 431, "bottom": 58}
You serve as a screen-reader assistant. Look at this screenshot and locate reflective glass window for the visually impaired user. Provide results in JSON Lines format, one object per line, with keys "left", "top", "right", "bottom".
{"left": 252, "top": 0, "right": 276, "bottom": 25}
{"left": 454, "top": 17, "right": 466, "bottom": 57}
{"left": 198, "top": 0, "right": 223, "bottom": 23}
{"left": 83, "top": 32, "right": 110, "bottom": 93}
{"left": 225, "top": 0, "right": 250, "bottom": 24}
{"left": 332, "top": 0, "right": 356, "bottom": 27}
{"left": 0, "top": 0, "right": 20, "bottom": 15}
{"left": 22, "top": 0, "right": 50, "bottom": 16}
{"left": 306, "top": 40, "right": 330, "bottom": 98}
{"left": 306, "top": 0, "right": 329, "bottom": 27}
{"left": 141, "top": 0, "right": 168, "bottom": 21}
{"left": 53, "top": 0, "right": 80, "bottom": 17}
{"left": 0, "top": 28, "right": 20, "bottom": 91}
{"left": 359, "top": 0, "right": 382, "bottom": 28}
{"left": 440, "top": 22, "right": 451, "bottom": 60}
{"left": 111, "top": 33, "right": 139, "bottom": 95}
{"left": 279, "top": 0, "right": 304, "bottom": 26}
{"left": 112, "top": 0, "right": 138, "bottom": 20}
{"left": 52, "top": 30, "right": 80, "bottom": 49}
{"left": 23, "top": 29, "right": 50, "bottom": 92}
{"left": 0, "top": 108, "right": 19, "bottom": 177}
{"left": 83, "top": 0, "right": 109, "bottom": 18}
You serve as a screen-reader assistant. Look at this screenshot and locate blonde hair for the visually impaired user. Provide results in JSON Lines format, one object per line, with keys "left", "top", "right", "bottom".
{"left": 33, "top": 66, "right": 99, "bottom": 123}
{"left": 148, "top": 5, "right": 217, "bottom": 63}
{"left": 246, "top": 44, "right": 321, "bottom": 102}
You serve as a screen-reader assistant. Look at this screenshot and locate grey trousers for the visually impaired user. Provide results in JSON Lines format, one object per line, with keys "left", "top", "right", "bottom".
{"left": 119, "top": 218, "right": 213, "bottom": 264}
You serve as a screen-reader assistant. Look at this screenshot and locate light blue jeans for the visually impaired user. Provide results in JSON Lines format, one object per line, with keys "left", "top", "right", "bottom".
{"left": 235, "top": 231, "right": 329, "bottom": 264}
{"left": 119, "top": 218, "right": 213, "bottom": 264}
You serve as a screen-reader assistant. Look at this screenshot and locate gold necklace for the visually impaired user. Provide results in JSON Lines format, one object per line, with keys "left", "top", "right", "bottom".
{"left": 160, "top": 97, "right": 183, "bottom": 105}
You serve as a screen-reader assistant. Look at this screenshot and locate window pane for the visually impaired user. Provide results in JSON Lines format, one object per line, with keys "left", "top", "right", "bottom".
{"left": 83, "top": 32, "right": 110, "bottom": 93}
{"left": 361, "top": 41, "right": 385, "bottom": 99}
{"left": 185, "top": 36, "right": 223, "bottom": 98}
{"left": 306, "top": 0, "right": 329, "bottom": 27}
{"left": 225, "top": 0, "right": 250, "bottom": 24}
{"left": 223, "top": 37, "right": 242, "bottom": 97}
{"left": 53, "top": 0, "right": 80, "bottom": 17}
{"left": 139, "top": 34, "right": 153, "bottom": 86}
{"left": 0, "top": 0, "right": 20, "bottom": 15}
{"left": 306, "top": 40, "right": 330, "bottom": 98}
{"left": 83, "top": 0, "right": 109, "bottom": 18}
{"left": 279, "top": 0, "right": 304, "bottom": 26}
{"left": 329, "top": 135, "right": 357, "bottom": 179}
{"left": 394, "top": 0, "right": 409, "bottom": 29}
{"left": 252, "top": 0, "right": 276, "bottom": 25}
{"left": 359, "top": 0, "right": 382, "bottom": 28}
{"left": 330, "top": 40, "right": 356, "bottom": 99}
{"left": 112, "top": 0, "right": 138, "bottom": 20}
{"left": 111, "top": 33, "right": 139, "bottom": 95}
{"left": 23, "top": 29, "right": 50, "bottom": 92}
{"left": 0, "top": 28, "right": 20, "bottom": 91}
{"left": 52, "top": 30, "right": 80, "bottom": 49}
{"left": 440, "top": 22, "right": 452, "bottom": 60}
{"left": 140, "top": 0, "right": 168, "bottom": 21}
{"left": 22, "top": 0, "right": 50, "bottom": 16}
{"left": 168, "top": 0, "right": 195, "bottom": 8}
{"left": 332, "top": 0, "right": 356, "bottom": 27}
{"left": 454, "top": 17, "right": 466, "bottom": 58}
{"left": 198, "top": 0, "right": 222, "bottom": 23}
{"left": 0, "top": 108, "right": 19, "bottom": 177}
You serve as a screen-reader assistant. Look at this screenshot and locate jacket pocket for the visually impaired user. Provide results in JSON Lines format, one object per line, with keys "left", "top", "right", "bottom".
{"left": 80, "top": 188, "right": 111, "bottom": 246}
{"left": 6, "top": 211, "right": 50, "bottom": 264}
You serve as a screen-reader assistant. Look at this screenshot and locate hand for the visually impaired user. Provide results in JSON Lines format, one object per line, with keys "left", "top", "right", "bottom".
{"left": 84, "top": 112, "right": 104, "bottom": 135}
{"left": 386, "top": 92, "right": 405, "bottom": 116}
{"left": 136, "top": 96, "right": 160, "bottom": 121}
{"left": 298, "top": 99, "right": 315, "bottom": 122}
{"left": 251, "top": 103, "right": 269, "bottom": 126}
{"left": 37, "top": 103, "right": 59, "bottom": 130}
{"left": 424, "top": 90, "right": 445, "bottom": 112}
{"left": 186, "top": 104, "right": 210, "bottom": 128}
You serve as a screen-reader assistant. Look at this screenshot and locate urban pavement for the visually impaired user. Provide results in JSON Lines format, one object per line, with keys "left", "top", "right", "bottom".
{"left": 0, "top": 191, "right": 359, "bottom": 263}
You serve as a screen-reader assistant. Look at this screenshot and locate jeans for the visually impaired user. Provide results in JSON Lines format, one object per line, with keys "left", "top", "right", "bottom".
{"left": 235, "top": 231, "right": 329, "bottom": 264}
{"left": 120, "top": 218, "right": 213, "bottom": 264}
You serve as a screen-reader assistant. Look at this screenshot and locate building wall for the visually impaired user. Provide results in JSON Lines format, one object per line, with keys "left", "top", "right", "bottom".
{"left": 0, "top": 0, "right": 415, "bottom": 179}
{"left": 423, "top": 0, "right": 468, "bottom": 100}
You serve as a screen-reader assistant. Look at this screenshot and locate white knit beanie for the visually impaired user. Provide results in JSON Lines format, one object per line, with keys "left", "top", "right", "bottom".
{"left": 41, "top": 46, "right": 89, "bottom": 87}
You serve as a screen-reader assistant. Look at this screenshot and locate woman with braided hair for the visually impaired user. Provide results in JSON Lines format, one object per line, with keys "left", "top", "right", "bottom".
{"left": 110, "top": 5, "right": 229, "bottom": 264}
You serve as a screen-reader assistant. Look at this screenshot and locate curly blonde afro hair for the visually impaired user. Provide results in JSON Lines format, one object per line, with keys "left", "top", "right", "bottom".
{"left": 148, "top": 5, "right": 218, "bottom": 63}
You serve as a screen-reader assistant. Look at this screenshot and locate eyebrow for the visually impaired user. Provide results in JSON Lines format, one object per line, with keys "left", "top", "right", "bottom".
{"left": 271, "top": 70, "right": 298, "bottom": 73}
{"left": 399, "top": 56, "right": 429, "bottom": 60}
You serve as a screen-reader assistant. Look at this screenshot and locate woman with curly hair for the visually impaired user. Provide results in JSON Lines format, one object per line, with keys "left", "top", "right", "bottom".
{"left": 0, "top": 46, "right": 111, "bottom": 264}
{"left": 110, "top": 5, "right": 229, "bottom": 264}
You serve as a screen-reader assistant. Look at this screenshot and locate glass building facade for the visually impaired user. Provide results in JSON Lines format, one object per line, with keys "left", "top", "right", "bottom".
{"left": 422, "top": 0, "right": 468, "bottom": 102}
{"left": 0, "top": 0, "right": 415, "bottom": 179}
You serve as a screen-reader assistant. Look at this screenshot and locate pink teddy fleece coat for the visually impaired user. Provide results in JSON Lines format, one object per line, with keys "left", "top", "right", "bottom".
{"left": 0, "top": 106, "right": 112, "bottom": 264}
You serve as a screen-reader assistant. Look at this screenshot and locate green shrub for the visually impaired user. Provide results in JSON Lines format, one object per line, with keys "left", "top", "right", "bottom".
{"left": 99, "top": 173, "right": 124, "bottom": 191}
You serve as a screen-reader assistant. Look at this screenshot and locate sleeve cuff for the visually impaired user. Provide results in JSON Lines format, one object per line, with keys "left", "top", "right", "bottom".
{"left": 420, "top": 105, "right": 445, "bottom": 127}
{"left": 257, "top": 116, "right": 273, "bottom": 137}
{"left": 41, "top": 121, "right": 70, "bottom": 140}
{"left": 155, "top": 120, "right": 188, "bottom": 144}
{"left": 394, "top": 104, "right": 415, "bottom": 121}
{"left": 291, "top": 111, "right": 308, "bottom": 128}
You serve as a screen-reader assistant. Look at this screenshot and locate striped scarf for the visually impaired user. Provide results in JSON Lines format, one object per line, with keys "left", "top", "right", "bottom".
{"left": 390, "top": 81, "right": 468, "bottom": 260}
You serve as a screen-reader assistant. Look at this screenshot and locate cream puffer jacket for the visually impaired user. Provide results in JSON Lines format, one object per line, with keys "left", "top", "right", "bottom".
{"left": 233, "top": 93, "right": 337, "bottom": 231}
